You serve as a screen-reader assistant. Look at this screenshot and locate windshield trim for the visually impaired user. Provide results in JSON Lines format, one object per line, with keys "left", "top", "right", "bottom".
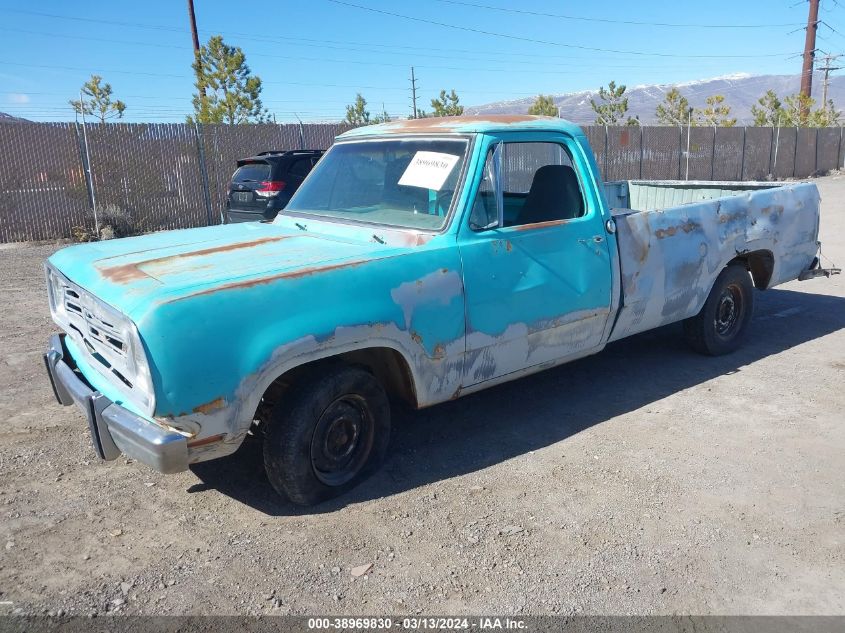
{"left": 278, "top": 134, "right": 476, "bottom": 235}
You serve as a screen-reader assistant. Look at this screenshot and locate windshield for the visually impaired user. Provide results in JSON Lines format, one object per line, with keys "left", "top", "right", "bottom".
{"left": 282, "top": 138, "right": 468, "bottom": 230}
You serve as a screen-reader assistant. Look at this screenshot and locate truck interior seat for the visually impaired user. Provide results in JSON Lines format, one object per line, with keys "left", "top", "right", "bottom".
{"left": 519, "top": 165, "right": 584, "bottom": 225}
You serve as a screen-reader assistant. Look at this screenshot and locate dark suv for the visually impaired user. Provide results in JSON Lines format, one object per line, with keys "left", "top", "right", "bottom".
{"left": 225, "top": 150, "right": 323, "bottom": 223}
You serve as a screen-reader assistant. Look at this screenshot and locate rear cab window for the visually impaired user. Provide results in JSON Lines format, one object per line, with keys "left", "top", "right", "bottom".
{"left": 232, "top": 162, "right": 271, "bottom": 183}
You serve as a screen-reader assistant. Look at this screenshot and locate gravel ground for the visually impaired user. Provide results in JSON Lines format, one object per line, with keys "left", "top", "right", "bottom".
{"left": 0, "top": 177, "right": 843, "bottom": 617}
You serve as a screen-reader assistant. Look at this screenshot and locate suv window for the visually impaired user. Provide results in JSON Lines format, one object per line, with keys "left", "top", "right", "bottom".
{"left": 287, "top": 157, "right": 314, "bottom": 179}
{"left": 233, "top": 162, "right": 271, "bottom": 183}
{"left": 470, "top": 142, "right": 585, "bottom": 230}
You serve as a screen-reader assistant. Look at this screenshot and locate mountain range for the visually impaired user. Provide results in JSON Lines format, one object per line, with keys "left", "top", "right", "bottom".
{"left": 466, "top": 73, "right": 845, "bottom": 124}
{"left": 0, "top": 112, "right": 28, "bottom": 122}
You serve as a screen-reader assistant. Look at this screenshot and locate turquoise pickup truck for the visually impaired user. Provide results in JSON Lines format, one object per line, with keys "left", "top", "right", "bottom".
{"left": 44, "top": 116, "right": 836, "bottom": 505}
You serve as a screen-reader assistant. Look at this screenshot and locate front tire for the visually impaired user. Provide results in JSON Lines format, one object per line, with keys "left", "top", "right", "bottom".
{"left": 263, "top": 365, "right": 390, "bottom": 506}
{"left": 683, "top": 263, "right": 754, "bottom": 356}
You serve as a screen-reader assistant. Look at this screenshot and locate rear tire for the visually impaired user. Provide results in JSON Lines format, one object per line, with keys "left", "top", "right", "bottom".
{"left": 683, "top": 263, "right": 754, "bottom": 356}
{"left": 263, "top": 364, "right": 390, "bottom": 506}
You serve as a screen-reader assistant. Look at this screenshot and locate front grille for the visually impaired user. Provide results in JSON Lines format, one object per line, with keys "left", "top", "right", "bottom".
{"left": 50, "top": 269, "right": 136, "bottom": 391}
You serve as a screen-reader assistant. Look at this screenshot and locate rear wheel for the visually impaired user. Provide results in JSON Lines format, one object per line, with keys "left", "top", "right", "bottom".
{"left": 263, "top": 365, "right": 390, "bottom": 505}
{"left": 683, "top": 263, "right": 754, "bottom": 356}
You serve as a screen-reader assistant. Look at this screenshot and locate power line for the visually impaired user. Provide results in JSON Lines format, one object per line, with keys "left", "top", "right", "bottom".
{"left": 0, "top": 7, "right": 805, "bottom": 72}
{"left": 325, "top": 0, "right": 795, "bottom": 58}
{"left": 431, "top": 0, "right": 803, "bottom": 29}
{"left": 0, "top": 60, "right": 415, "bottom": 91}
{"left": 0, "top": 26, "right": 769, "bottom": 75}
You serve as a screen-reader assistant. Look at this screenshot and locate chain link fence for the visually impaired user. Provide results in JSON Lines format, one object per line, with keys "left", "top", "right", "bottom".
{"left": 0, "top": 122, "right": 842, "bottom": 243}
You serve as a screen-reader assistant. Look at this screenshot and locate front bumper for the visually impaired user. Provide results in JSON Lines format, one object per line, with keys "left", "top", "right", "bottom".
{"left": 44, "top": 334, "right": 188, "bottom": 474}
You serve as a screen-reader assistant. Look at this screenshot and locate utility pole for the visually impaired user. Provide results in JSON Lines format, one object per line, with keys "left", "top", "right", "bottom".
{"left": 187, "top": 0, "right": 206, "bottom": 105}
{"left": 818, "top": 52, "right": 842, "bottom": 105}
{"left": 187, "top": 0, "right": 201, "bottom": 53}
{"left": 800, "top": 0, "right": 821, "bottom": 120}
{"left": 410, "top": 66, "right": 418, "bottom": 119}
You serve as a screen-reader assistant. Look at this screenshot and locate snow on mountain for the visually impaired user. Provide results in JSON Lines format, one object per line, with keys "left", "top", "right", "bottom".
{"left": 466, "top": 73, "right": 845, "bottom": 124}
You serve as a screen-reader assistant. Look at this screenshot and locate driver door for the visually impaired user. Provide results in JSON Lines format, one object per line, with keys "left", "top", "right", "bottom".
{"left": 457, "top": 134, "right": 613, "bottom": 386}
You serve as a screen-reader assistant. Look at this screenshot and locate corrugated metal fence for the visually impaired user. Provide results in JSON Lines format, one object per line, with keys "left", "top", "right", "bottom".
{"left": 0, "top": 122, "right": 842, "bottom": 243}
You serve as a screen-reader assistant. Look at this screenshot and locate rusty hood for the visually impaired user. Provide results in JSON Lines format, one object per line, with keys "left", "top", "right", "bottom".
{"left": 47, "top": 221, "right": 397, "bottom": 320}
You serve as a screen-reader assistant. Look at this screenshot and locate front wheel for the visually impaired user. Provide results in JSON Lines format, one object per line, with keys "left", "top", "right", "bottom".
{"left": 683, "top": 263, "right": 754, "bottom": 356}
{"left": 263, "top": 365, "right": 390, "bottom": 505}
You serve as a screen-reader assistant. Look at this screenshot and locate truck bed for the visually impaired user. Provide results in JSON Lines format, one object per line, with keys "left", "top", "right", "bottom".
{"left": 605, "top": 180, "right": 821, "bottom": 342}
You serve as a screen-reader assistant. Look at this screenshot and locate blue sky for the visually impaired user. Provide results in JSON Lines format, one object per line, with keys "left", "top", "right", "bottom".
{"left": 1, "top": 0, "right": 841, "bottom": 123}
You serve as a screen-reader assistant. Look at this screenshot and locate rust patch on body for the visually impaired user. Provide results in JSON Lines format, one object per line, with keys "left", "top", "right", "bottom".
{"left": 410, "top": 331, "right": 423, "bottom": 346}
{"left": 432, "top": 343, "right": 446, "bottom": 359}
{"left": 718, "top": 211, "right": 745, "bottom": 224}
{"left": 512, "top": 218, "right": 568, "bottom": 232}
{"left": 193, "top": 397, "right": 226, "bottom": 415}
{"left": 187, "top": 433, "right": 226, "bottom": 448}
{"left": 99, "top": 235, "right": 297, "bottom": 283}
{"left": 175, "top": 258, "right": 378, "bottom": 301}
{"left": 654, "top": 221, "right": 700, "bottom": 239}
{"left": 366, "top": 114, "right": 542, "bottom": 135}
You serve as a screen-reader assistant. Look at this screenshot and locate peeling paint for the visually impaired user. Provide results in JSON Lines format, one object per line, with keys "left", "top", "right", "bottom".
{"left": 609, "top": 181, "right": 820, "bottom": 341}
{"left": 193, "top": 397, "right": 226, "bottom": 415}
{"left": 98, "top": 236, "right": 298, "bottom": 284}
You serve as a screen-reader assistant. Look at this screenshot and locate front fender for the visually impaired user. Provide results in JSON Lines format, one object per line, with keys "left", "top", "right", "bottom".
{"left": 138, "top": 249, "right": 467, "bottom": 461}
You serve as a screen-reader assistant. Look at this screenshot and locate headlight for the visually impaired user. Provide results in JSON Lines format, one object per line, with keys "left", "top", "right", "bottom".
{"left": 126, "top": 322, "right": 155, "bottom": 414}
{"left": 46, "top": 265, "right": 67, "bottom": 324}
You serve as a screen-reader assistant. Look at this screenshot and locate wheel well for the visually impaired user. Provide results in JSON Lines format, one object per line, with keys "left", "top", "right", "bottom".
{"left": 730, "top": 249, "right": 774, "bottom": 289}
{"left": 253, "top": 347, "right": 418, "bottom": 424}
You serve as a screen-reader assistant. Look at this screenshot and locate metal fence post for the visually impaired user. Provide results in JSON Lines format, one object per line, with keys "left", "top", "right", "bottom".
{"left": 638, "top": 124, "right": 644, "bottom": 180}
{"left": 78, "top": 105, "right": 99, "bottom": 237}
{"left": 603, "top": 126, "right": 609, "bottom": 180}
{"left": 678, "top": 126, "right": 683, "bottom": 180}
{"left": 193, "top": 121, "right": 215, "bottom": 226}
{"left": 739, "top": 127, "right": 747, "bottom": 181}
{"left": 792, "top": 127, "right": 799, "bottom": 178}
{"left": 710, "top": 125, "right": 716, "bottom": 181}
{"left": 772, "top": 126, "right": 780, "bottom": 177}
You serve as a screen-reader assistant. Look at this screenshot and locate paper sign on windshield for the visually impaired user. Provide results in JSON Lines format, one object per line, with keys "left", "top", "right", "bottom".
{"left": 398, "top": 151, "right": 460, "bottom": 191}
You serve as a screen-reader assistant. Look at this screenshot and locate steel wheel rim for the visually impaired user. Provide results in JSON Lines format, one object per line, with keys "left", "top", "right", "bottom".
{"left": 310, "top": 394, "right": 374, "bottom": 487}
{"left": 715, "top": 284, "right": 743, "bottom": 337}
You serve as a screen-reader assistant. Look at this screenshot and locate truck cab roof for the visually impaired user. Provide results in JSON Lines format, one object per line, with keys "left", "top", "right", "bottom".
{"left": 336, "top": 115, "right": 586, "bottom": 139}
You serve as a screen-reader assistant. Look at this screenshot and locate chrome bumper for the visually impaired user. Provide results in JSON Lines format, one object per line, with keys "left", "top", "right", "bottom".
{"left": 44, "top": 334, "right": 188, "bottom": 474}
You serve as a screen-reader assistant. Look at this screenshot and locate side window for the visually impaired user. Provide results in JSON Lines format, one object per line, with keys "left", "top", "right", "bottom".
{"left": 287, "top": 157, "right": 313, "bottom": 179}
{"left": 470, "top": 141, "right": 585, "bottom": 230}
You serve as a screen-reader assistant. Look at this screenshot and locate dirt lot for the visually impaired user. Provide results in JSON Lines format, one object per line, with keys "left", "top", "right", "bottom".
{"left": 0, "top": 177, "right": 843, "bottom": 617}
